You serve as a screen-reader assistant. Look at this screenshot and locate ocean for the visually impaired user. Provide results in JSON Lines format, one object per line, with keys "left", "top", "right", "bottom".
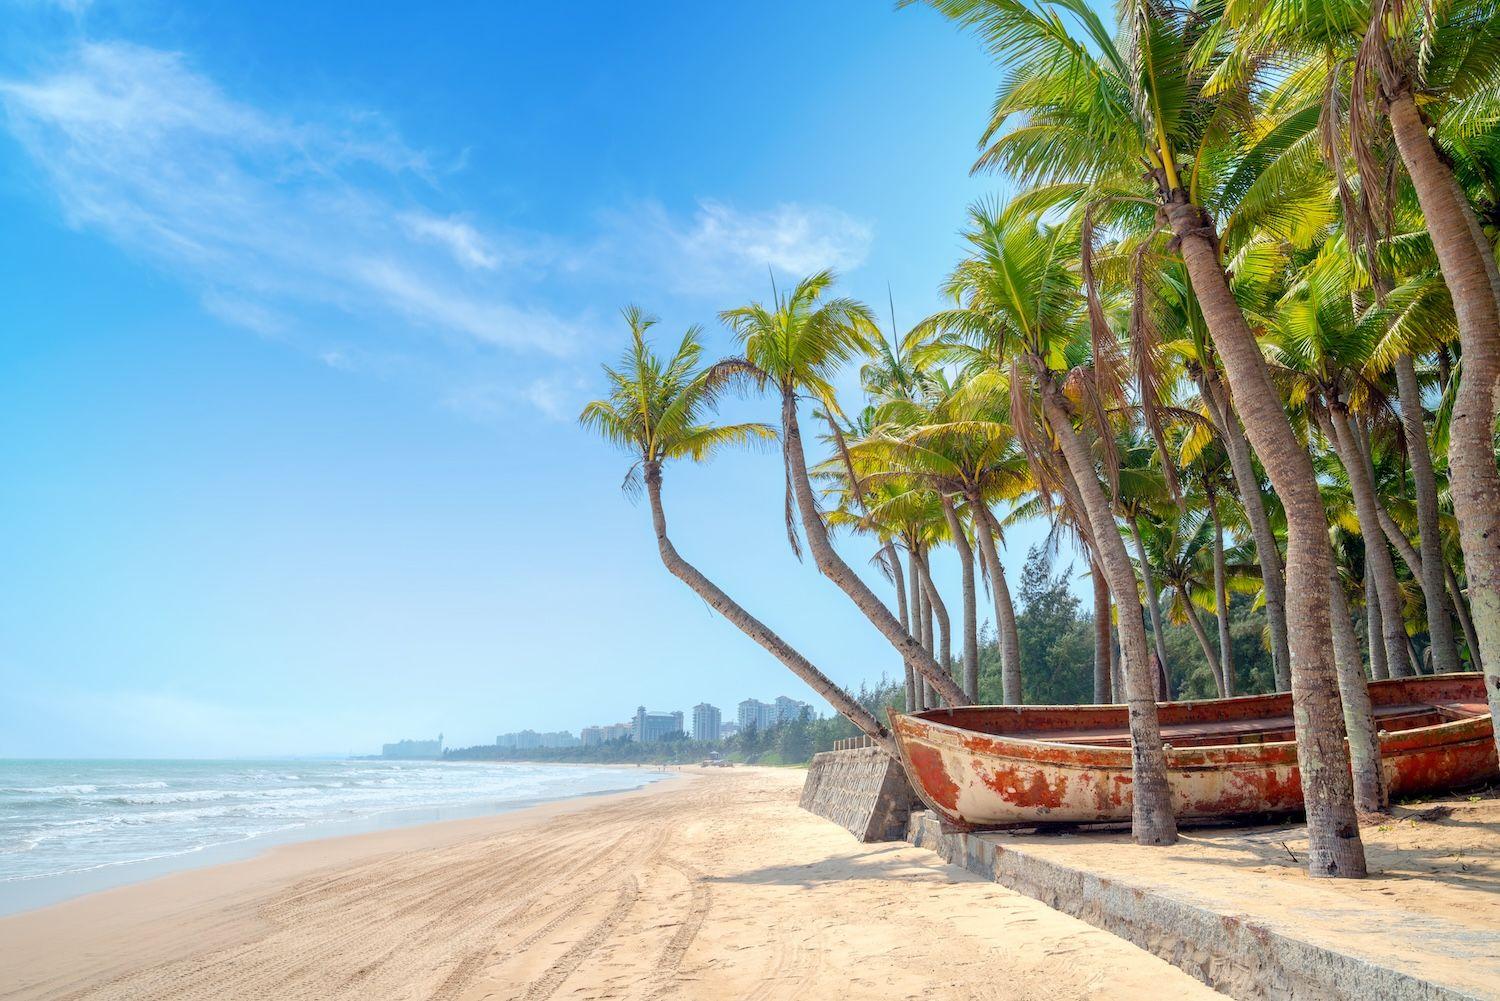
{"left": 0, "top": 758, "right": 672, "bottom": 915}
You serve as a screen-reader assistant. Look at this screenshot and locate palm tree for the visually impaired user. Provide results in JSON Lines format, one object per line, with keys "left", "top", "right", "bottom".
{"left": 854, "top": 370, "right": 1031, "bottom": 701}
{"left": 1090, "top": 559, "right": 1115, "bottom": 702}
{"left": 720, "top": 272, "right": 972, "bottom": 708}
{"left": 916, "top": 0, "right": 1366, "bottom": 877}
{"left": 1169, "top": 268, "right": 1294, "bottom": 690}
{"left": 1269, "top": 252, "right": 1413, "bottom": 677}
{"left": 1139, "top": 508, "right": 1229, "bottom": 697}
{"left": 1117, "top": 438, "right": 1178, "bottom": 698}
{"left": 1233, "top": 0, "right": 1500, "bottom": 758}
{"left": 919, "top": 201, "right": 1179, "bottom": 845}
{"left": 1182, "top": 436, "right": 1241, "bottom": 697}
{"left": 1353, "top": 2, "right": 1500, "bottom": 715}
{"left": 579, "top": 308, "right": 894, "bottom": 752}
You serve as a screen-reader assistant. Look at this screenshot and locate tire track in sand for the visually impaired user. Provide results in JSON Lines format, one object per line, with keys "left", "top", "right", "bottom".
{"left": 516, "top": 876, "right": 641, "bottom": 1001}
{"left": 644, "top": 857, "right": 713, "bottom": 998}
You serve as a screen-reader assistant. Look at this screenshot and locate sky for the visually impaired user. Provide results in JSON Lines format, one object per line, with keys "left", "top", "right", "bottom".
{"left": 0, "top": 0, "right": 1071, "bottom": 758}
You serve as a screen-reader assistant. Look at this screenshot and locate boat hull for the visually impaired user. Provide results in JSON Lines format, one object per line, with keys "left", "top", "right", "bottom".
{"left": 889, "top": 675, "right": 1498, "bottom": 829}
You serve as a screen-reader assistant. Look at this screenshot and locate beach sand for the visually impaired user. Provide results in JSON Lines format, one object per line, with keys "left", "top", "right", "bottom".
{"left": 0, "top": 766, "right": 1221, "bottom": 1000}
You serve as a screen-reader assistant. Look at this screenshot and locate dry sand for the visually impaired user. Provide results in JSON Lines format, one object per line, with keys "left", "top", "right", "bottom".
{"left": 0, "top": 765, "right": 1221, "bottom": 1000}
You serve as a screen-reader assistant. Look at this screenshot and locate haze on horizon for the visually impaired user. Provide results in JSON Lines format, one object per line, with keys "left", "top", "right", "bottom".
{"left": 0, "top": 0, "right": 1074, "bottom": 759}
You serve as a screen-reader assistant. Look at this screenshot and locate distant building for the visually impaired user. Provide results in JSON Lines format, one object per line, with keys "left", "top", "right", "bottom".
{"left": 737, "top": 699, "right": 775, "bottom": 731}
{"left": 632, "top": 706, "right": 684, "bottom": 742}
{"left": 691, "top": 703, "right": 722, "bottom": 742}
{"left": 719, "top": 722, "right": 739, "bottom": 740}
{"left": 382, "top": 734, "right": 443, "bottom": 759}
{"left": 497, "top": 729, "right": 579, "bottom": 750}
{"left": 774, "top": 696, "right": 812, "bottom": 724}
{"left": 582, "top": 723, "right": 632, "bottom": 745}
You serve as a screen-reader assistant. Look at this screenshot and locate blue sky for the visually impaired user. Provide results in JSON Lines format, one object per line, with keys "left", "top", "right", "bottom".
{"left": 0, "top": 0, "right": 1066, "bottom": 757}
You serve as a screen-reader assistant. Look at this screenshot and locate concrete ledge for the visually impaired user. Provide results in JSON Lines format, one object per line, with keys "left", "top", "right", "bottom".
{"left": 907, "top": 811, "right": 1490, "bottom": 1001}
{"left": 799, "top": 747, "right": 919, "bottom": 842}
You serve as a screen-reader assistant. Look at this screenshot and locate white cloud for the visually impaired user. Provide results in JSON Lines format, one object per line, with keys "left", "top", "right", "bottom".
{"left": 597, "top": 198, "right": 874, "bottom": 294}
{"left": 398, "top": 212, "right": 499, "bottom": 270}
{"left": 442, "top": 372, "right": 588, "bottom": 424}
{"left": 0, "top": 41, "right": 576, "bottom": 356}
{"left": 0, "top": 40, "right": 875, "bottom": 419}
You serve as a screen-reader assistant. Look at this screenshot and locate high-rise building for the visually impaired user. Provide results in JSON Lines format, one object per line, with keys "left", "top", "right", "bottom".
{"left": 691, "top": 703, "right": 722, "bottom": 742}
{"left": 581, "top": 723, "right": 631, "bottom": 746}
{"left": 737, "top": 698, "right": 775, "bottom": 731}
{"left": 496, "top": 729, "right": 580, "bottom": 749}
{"left": 774, "top": 695, "right": 812, "bottom": 724}
{"left": 631, "top": 706, "right": 685, "bottom": 742}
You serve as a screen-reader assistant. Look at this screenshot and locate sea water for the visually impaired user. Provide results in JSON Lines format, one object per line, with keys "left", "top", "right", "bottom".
{"left": 0, "top": 758, "right": 671, "bottom": 915}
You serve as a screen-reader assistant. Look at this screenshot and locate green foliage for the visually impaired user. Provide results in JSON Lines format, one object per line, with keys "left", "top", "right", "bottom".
{"left": 969, "top": 547, "right": 1279, "bottom": 705}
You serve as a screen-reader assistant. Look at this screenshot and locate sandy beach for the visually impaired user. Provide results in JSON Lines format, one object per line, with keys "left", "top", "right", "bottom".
{"left": 0, "top": 765, "right": 1220, "bottom": 1000}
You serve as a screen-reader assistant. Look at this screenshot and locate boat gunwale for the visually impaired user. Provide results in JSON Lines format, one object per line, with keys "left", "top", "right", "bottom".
{"left": 890, "top": 673, "right": 1492, "bottom": 772}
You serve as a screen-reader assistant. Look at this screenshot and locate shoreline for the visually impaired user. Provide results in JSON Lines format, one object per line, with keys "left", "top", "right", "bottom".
{"left": 0, "top": 761, "right": 679, "bottom": 918}
{"left": 0, "top": 766, "right": 1220, "bottom": 1001}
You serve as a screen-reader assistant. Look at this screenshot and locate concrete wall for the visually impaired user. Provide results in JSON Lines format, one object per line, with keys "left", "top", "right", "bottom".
{"left": 906, "top": 811, "right": 1472, "bottom": 1001}
{"left": 799, "top": 747, "right": 920, "bottom": 842}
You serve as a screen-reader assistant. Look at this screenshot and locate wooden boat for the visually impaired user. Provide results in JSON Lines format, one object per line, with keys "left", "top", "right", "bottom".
{"left": 889, "top": 674, "right": 1497, "bottom": 830}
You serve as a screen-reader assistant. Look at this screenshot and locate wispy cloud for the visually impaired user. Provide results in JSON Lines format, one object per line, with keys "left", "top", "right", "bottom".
{"left": 0, "top": 40, "right": 876, "bottom": 416}
{"left": 0, "top": 41, "right": 580, "bottom": 356}
{"left": 442, "top": 372, "right": 589, "bottom": 425}
{"left": 398, "top": 212, "right": 500, "bottom": 271}
{"left": 595, "top": 199, "right": 874, "bottom": 294}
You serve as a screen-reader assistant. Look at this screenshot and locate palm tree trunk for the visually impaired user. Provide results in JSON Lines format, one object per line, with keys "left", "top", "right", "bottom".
{"left": 1183, "top": 592, "right": 1227, "bottom": 698}
{"left": 916, "top": 544, "right": 934, "bottom": 709}
{"left": 884, "top": 542, "right": 917, "bottom": 712}
{"left": 1386, "top": 94, "right": 1500, "bottom": 758}
{"left": 1366, "top": 570, "right": 1391, "bottom": 681}
{"left": 906, "top": 541, "right": 923, "bottom": 711}
{"left": 1210, "top": 494, "right": 1237, "bottom": 697}
{"left": 1033, "top": 359, "right": 1177, "bottom": 845}
{"left": 1199, "top": 371, "right": 1293, "bottom": 691}
{"left": 1328, "top": 407, "right": 1411, "bottom": 677}
{"left": 779, "top": 391, "right": 971, "bottom": 707}
{"left": 1394, "top": 354, "right": 1462, "bottom": 673}
{"left": 1328, "top": 571, "right": 1388, "bottom": 813}
{"left": 1093, "top": 560, "right": 1112, "bottom": 703}
{"left": 1126, "top": 514, "right": 1174, "bottom": 699}
{"left": 968, "top": 495, "right": 1023, "bottom": 704}
{"left": 916, "top": 549, "right": 954, "bottom": 706}
{"left": 643, "top": 463, "right": 893, "bottom": 754}
{"left": 1110, "top": 627, "right": 1124, "bottom": 702}
{"left": 1165, "top": 198, "right": 1366, "bottom": 877}
{"left": 942, "top": 496, "right": 981, "bottom": 700}
{"left": 1447, "top": 563, "right": 1483, "bottom": 671}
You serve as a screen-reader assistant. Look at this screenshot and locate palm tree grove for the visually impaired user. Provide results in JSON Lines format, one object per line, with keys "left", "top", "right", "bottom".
{"left": 583, "top": 0, "right": 1500, "bottom": 881}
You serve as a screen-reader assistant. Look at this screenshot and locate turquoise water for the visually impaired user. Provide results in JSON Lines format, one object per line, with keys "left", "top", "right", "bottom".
{"left": 0, "top": 759, "right": 670, "bottom": 914}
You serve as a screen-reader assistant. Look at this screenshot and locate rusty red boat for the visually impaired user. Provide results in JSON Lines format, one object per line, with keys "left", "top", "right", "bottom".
{"left": 889, "top": 674, "right": 1498, "bottom": 830}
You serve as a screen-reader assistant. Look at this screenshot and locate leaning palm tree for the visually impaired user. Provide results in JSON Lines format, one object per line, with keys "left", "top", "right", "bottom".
{"left": 917, "top": 201, "right": 1179, "bottom": 845}
{"left": 915, "top": 0, "right": 1366, "bottom": 878}
{"left": 579, "top": 307, "right": 894, "bottom": 752}
{"left": 719, "top": 272, "right": 971, "bottom": 707}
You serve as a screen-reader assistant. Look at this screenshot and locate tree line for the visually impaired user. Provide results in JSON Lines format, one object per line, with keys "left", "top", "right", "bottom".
{"left": 581, "top": 0, "right": 1500, "bottom": 879}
